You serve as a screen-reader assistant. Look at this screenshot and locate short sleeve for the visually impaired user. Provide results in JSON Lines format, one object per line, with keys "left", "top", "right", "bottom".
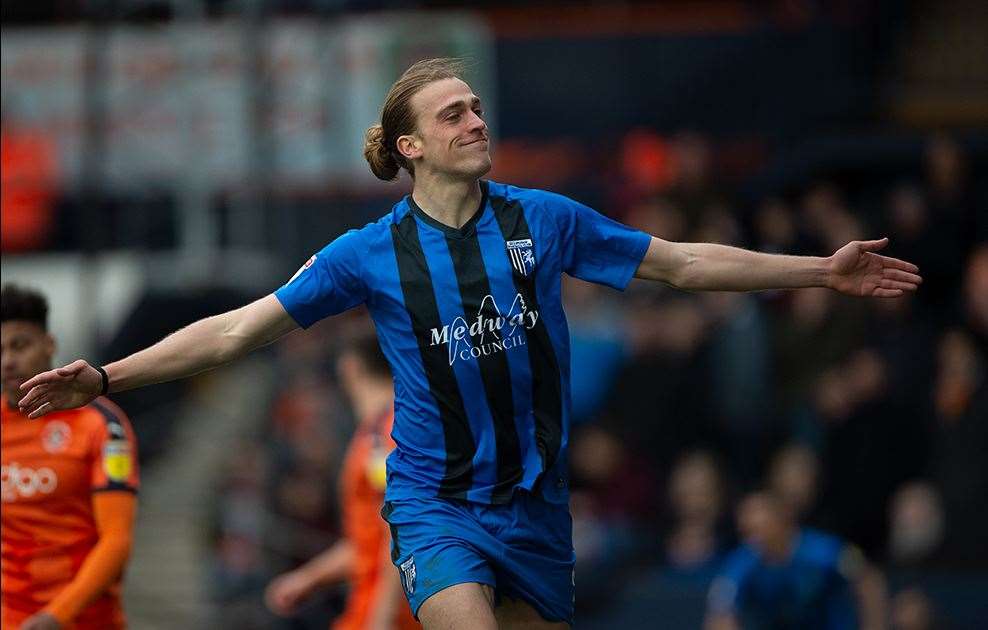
{"left": 89, "top": 399, "right": 140, "bottom": 494}
{"left": 275, "top": 230, "right": 368, "bottom": 328}
{"left": 545, "top": 192, "right": 651, "bottom": 290}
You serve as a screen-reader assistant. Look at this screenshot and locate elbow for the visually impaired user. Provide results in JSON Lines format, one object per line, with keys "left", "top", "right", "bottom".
{"left": 216, "top": 314, "right": 250, "bottom": 364}
{"left": 668, "top": 251, "right": 699, "bottom": 290}
{"left": 105, "top": 532, "right": 134, "bottom": 557}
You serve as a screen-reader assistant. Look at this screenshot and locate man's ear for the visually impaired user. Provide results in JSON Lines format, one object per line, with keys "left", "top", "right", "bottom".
{"left": 397, "top": 134, "right": 423, "bottom": 161}
{"left": 44, "top": 333, "right": 57, "bottom": 361}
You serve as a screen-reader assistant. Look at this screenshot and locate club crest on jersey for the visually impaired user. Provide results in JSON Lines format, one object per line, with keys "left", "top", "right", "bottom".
{"left": 41, "top": 421, "right": 72, "bottom": 453}
{"left": 399, "top": 556, "right": 417, "bottom": 595}
{"left": 506, "top": 238, "right": 536, "bottom": 277}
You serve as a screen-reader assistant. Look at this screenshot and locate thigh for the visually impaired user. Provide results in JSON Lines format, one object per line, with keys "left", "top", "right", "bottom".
{"left": 419, "top": 582, "right": 497, "bottom": 630}
{"left": 492, "top": 492, "right": 576, "bottom": 626}
{"left": 383, "top": 498, "right": 497, "bottom": 618}
{"left": 496, "top": 596, "right": 571, "bottom": 630}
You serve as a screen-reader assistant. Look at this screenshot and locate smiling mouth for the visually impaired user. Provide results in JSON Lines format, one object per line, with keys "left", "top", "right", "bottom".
{"left": 462, "top": 138, "right": 489, "bottom": 147}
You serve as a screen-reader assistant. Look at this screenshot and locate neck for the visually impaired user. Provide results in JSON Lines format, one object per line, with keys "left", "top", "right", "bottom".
{"left": 353, "top": 381, "right": 393, "bottom": 426}
{"left": 411, "top": 173, "right": 482, "bottom": 229}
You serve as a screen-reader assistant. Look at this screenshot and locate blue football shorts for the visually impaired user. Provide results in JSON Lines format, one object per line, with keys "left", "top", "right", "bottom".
{"left": 381, "top": 489, "right": 575, "bottom": 625}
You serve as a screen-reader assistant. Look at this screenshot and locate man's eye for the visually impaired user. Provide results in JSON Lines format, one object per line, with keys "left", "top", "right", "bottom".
{"left": 447, "top": 113, "right": 460, "bottom": 122}
{"left": 473, "top": 109, "right": 484, "bottom": 117}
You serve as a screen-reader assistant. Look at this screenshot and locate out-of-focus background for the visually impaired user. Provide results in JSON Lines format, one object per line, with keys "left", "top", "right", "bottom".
{"left": 3, "top": 0, "right": 987, "bottom": 628}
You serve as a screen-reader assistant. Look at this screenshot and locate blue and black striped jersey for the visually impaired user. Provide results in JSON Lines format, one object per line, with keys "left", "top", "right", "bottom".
{"left": 275, "top": 180, "right": 651, "bottom": 505}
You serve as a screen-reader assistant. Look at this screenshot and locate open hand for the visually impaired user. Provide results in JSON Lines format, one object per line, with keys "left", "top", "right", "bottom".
{"left": 265, "top": 570, "right": 316, "bottom": 616}
{"left": 18, "top": 360, "right": 102, "bottom": 419}
{"left": 827, "top": 238, "right": 922, "bottom": 298}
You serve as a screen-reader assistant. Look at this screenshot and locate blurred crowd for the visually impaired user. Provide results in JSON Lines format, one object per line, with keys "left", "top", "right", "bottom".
{"left": 207, "top": 131, "right": 986, "bottom": 629}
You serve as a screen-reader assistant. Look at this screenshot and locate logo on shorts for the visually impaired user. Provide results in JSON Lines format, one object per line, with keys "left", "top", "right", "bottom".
{"left": 41, "top": 420, "right": 72, "bottom": 453}
{"left": 399, "top": 556, "right": 417, "bottom": 595}
{"left": 506, "top": 238, "right": 536, "bottom": 277}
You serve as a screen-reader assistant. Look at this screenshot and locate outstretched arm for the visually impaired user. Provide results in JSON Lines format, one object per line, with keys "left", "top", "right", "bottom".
{"left": 635, "top": 236, "right": 921, "bottom": 297}
{"left": 366, "top": 522, "right": 407, "bottom": 630}
{"left": 265, "top": 539, "right": 354, "bottom": 617}
{"left": 19, "top": 294, "right": 298, "bottom": 418}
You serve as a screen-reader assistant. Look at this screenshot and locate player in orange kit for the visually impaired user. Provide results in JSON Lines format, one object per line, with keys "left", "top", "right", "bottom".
{"left": 265, "top": 333, "right": 418, "bottom": 630}
{"left": 1, "top": 284, "right": 139, "bottom": 630}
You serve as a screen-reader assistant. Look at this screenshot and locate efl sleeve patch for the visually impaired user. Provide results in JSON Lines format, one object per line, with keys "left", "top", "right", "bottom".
{"left": 102, "top": 439, "right": 134, "bottom": 483}
{"left": 366, "top": 445, "right": 389, "bottom": 492}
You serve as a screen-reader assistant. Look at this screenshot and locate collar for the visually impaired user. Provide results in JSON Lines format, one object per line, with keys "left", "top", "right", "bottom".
{"left": 407, "top": 180, "right": 489, "bottom": 240}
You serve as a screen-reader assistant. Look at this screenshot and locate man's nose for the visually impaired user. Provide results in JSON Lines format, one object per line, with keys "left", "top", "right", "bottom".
{"left": 467, "top": 111, "right": 487, "bottom": 132}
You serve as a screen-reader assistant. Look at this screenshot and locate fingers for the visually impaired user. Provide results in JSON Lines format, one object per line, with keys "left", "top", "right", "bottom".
{"left": 18, "top": 384, "right": 50, "bottom": 410}
{"left": 884, "top": 268, "right": 923, "bottom": 285}
{"left": 20, "top": 369, "right": 62, "bottom": 391}
{"left": 26, "top": 399, "right": 55, "bottom": 420}
{"left": 858, "top": 237, "right": 889, "bottom": 252}
{"left": 873, "top": 288, "right": 904, "bottom": 298}
{"left": 879, "top": 255, "right": 920, "bottom": 274}
{"left": 880, "top": 279, "right": 918, "bottom": 292}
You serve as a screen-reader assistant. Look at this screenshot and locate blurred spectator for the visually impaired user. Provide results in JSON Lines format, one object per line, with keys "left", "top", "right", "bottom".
{"left": 799, "top": 183, "right": 865, "bottom": 253}
{"left": 569, "top": 424, "right": 659, "bottom": 528}
{"left": 772, "top": 288, "right": 869, "bottom": 418}
{"left": 816, "top": 348, "right": 908, "bottom": 558}
{"left": 767, "top": 443, "right": 820, "bottom": 524}
{"left": 863, "top": 295, "right": 936, "bottom": 481}
{"left": 663, "top": 451, "right": 730, "bottom": 578}
{"left": 884, "top": 183, "right": 966, "bottom": 317}
{"left": 0, "top": 104, "right": 58, "bottom": 251}
{"left": 570, "top": 424, "right": 658, "bottom": 611}
{"left": 702, "top": 290, "right": 772, "bottom": 482}
{"left": 890, "top": 588, "right": 936, "bottom": 630}
{"left": 963, "top": 245, "right": 988, "bottom": 350}
{"left": 619, "top": 129, "right": 676, "bottom": 202}
{"left": 564, "top": 277, "right": 629, "bottom": 425}
{"left": 605, "top": 295, "right": 716, "bottom": 470}
{"left": 625, "top": 196, "right": 688, "bottom": 243}
{"left": 752, "top": 197, "right": 798, "bottom": 255}
{"left": 928, "top": 324, "right": 988, "bottom": 569}
{"left": 887, "top": 482, "right": 945, "bottom": 569}
{"left": 923, "top": 134, "right": 981, "bottom": 253}
{"left": 705, "top": 491, "right": 887, "bottom": 630}
{"left": 209, "top": 441, "right": 273, "bottom": 602}
{"left": 666, "top": 131, "right": 729, "bottom": 229}
{"left": 265, "top": 333, "right": 417, "bottom": 630}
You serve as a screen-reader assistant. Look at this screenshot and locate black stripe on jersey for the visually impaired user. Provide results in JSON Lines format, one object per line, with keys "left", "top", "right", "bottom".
{"left": 391, "top": 214, "right": 475, "bottom": 499}
{"left": 445, "top": 232, "right": 523, "bottom": 504}
{"left": 91, "top": 399, "right": 127, "bottom": 439}
{"left": 489, "top": 195, "right": 563, "bottom": 494}
{"left": 90, "top": 399, "right": 137, "bottom": 493}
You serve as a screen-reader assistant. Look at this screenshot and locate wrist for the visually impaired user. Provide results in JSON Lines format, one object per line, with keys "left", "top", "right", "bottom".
{"left": 93, "top": 365, "right": 110, "bottom": 396}
{"left": 820, "top": 255, "right": 836, "bottom": 289}
{"left": 42, "top": 602, "right": 72, "bottom": 627}
{"left": 295, "top": 565, "right": 322, "bottom": 591}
